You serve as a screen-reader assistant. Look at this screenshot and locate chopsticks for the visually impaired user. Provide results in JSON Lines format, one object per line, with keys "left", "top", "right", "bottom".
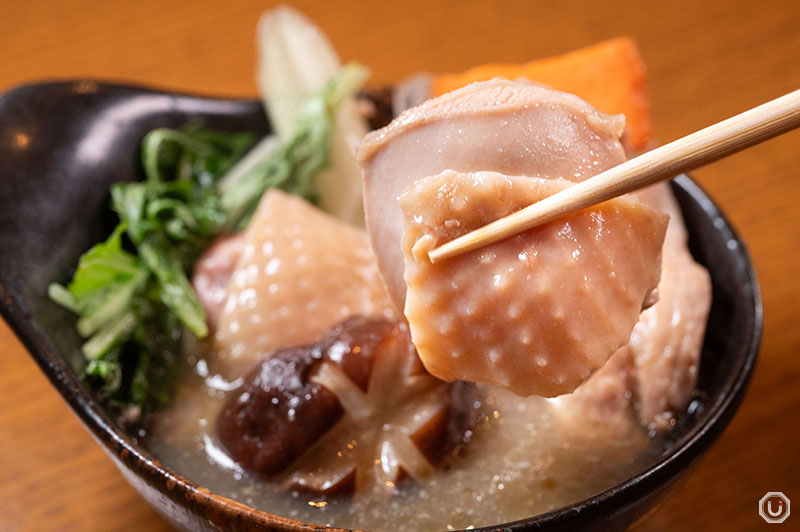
{"left": 428, "top": 88, "right": 800, "bottom": 264}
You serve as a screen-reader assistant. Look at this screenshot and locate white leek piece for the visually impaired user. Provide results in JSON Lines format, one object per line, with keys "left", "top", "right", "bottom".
{"left": 257, "top": 6, "right": 369, "bottom": 226}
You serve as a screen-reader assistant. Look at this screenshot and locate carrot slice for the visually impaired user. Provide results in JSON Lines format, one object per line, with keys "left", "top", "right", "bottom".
{"left": 431, "top": 38, "right": 651, "bottom": 152}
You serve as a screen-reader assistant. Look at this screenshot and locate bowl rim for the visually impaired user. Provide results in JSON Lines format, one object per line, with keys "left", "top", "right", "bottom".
{"left": 0, "top": 81, "right": 763, "bottom": 532}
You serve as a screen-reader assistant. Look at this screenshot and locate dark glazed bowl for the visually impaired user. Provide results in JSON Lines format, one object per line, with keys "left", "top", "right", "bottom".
{"left": 0, "top": 81, "right": 762, "bottom": 532}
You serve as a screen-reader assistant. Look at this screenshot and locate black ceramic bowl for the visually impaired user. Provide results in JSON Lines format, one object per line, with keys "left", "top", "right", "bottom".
{"left": 0, "top": 81, "right": 762, "bottom": 532}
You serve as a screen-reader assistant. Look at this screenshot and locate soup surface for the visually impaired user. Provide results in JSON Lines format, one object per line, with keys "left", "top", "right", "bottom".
{"left": 148, "top": 343, "right": 664, "bottom": 531}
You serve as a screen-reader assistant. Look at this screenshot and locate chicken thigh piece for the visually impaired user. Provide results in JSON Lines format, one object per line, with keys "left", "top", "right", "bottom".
{"left": 559, "top": 183, "right": 712, "bottom": 429}
{"left": 212, "top": 189, "right": 395, "bottom": 378}
{"left": 399, "top": 171, "right": 667, "bottom": 397}
{"left": 628, "top": 183, "right": 712, "bottom": 428}
{"left": 192, "top": 233, "right": 246, "bottom": 331}
{"left": 359, "top": 80, "right": 667, "bottom": 396}
{"left": 358, "top": 79, "right": 628, "bottom": 309}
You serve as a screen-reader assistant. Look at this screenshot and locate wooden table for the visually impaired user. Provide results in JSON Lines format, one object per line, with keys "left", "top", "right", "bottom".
{"left": 1, "top": 1, "right": 798, "bottom": 530}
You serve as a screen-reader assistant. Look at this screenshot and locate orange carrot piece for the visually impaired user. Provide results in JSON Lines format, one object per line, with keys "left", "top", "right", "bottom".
{"left": 432, "top": 38, "right": 652, "bottom": 152}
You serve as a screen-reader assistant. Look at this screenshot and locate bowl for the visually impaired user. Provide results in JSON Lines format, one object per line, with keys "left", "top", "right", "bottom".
{"left": 0, "top": 81, "right": 762, "bottom": 532}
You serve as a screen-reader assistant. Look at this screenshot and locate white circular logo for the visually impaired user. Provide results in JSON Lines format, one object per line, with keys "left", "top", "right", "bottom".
{"left": 760, "top": 492, "right": 791, "bottom": 524}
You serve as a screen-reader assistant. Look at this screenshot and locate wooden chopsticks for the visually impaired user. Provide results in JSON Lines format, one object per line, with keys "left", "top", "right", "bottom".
{"left": 427, "top": 88, "right": 800, "bottom": 264}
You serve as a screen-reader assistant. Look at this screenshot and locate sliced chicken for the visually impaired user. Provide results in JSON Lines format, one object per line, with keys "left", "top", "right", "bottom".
{"left": 212, "top": 190, "right": 395, "bottom": 378}
{"left": 628, "top": 183, "right": 712, "bottom": 429}
{"left": 358, "top": 79, "right": 627, "bottom": 309}
{"left": 399, "top": 170, "right": 667, "bottom": 397}
{"left": 555, "top": 345, "right": 638, "bottom": 435}
{"left": 561, "top": 183, "right": 712, "bottom": 429}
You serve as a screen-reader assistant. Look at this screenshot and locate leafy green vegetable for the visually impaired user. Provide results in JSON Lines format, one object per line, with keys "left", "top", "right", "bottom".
{"left": 220, "top": 63, "right": 368, "bottom": 230}
{"left": 47, "top": 223, "right": 148, "bottom": 346}
{"left": 137, "top": 236, "right": 208, "bottom": 338}
{"left": 49, "top": 65, "right": 366, "bottom": 423}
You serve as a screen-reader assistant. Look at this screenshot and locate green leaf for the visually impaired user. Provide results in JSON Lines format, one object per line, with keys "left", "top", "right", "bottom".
{"left": 138, "top": 236, "right": 208, "bottom": 338}
{"left": 76, "top": 275, "right": 145, "bottom": 337}
{"left": 130, "top": 351, "right": 150, "bottom": 407}
{"left": 67, "top": 223, "right": 143, "bottom": 298}
{"left": 82, "top": 311, "right": 137, "bottom": 360}
{"left": 110, "top": 185, "right": 148, "bottom": 244}
{"left": 141, "top": 128, "right": 211, "bottom": 183}
{"left": 84, "top": 357, "right": 123, "bottom": 393}
{"left": 219, "top": 63, "right": 367, "bottom": 230}
{"left": 141, "top": 124, "right": 255, "bottom": 185}
{"left": 54, "top": 222, "right": 150, "bottom": 338}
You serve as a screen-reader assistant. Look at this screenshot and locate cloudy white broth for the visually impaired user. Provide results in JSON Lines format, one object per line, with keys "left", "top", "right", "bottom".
{"left": 147, "top": 345, "right": 665, "bottom": 531}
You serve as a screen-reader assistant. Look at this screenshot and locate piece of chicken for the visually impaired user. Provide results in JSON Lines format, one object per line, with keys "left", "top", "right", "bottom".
{"left": 358, "top": 79, "right": 628, "bottom": 309}
{"left": 192, "top": 233, "right": 246, "bottom": 331}
{"left": 561, "top": 183, "right": 712, "bottom": 429}
{"left": 359, "top": 80, "right": 667, "bottom": 397}
{"left": 628, "top": 183, "right": 712, "bottom": 428}
{"left": 399, "top": 170, "right": 667, "bottom": 397}
{"left": 211, "top": 189, "right": 395, "bottom": 378}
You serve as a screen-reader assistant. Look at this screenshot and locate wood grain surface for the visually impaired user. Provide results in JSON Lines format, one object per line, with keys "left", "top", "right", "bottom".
{"left": 0, "top": 1, "right": 798, "bottom": 531}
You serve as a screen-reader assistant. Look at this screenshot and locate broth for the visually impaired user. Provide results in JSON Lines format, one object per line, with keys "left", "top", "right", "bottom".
{"left": 147, "top": 346, "right": 664, "bottom": 531}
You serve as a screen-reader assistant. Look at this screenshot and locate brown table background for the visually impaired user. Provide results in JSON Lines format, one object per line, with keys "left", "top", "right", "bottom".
{"left": 1, "top": 1, "right": 798, "bottom": 530}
